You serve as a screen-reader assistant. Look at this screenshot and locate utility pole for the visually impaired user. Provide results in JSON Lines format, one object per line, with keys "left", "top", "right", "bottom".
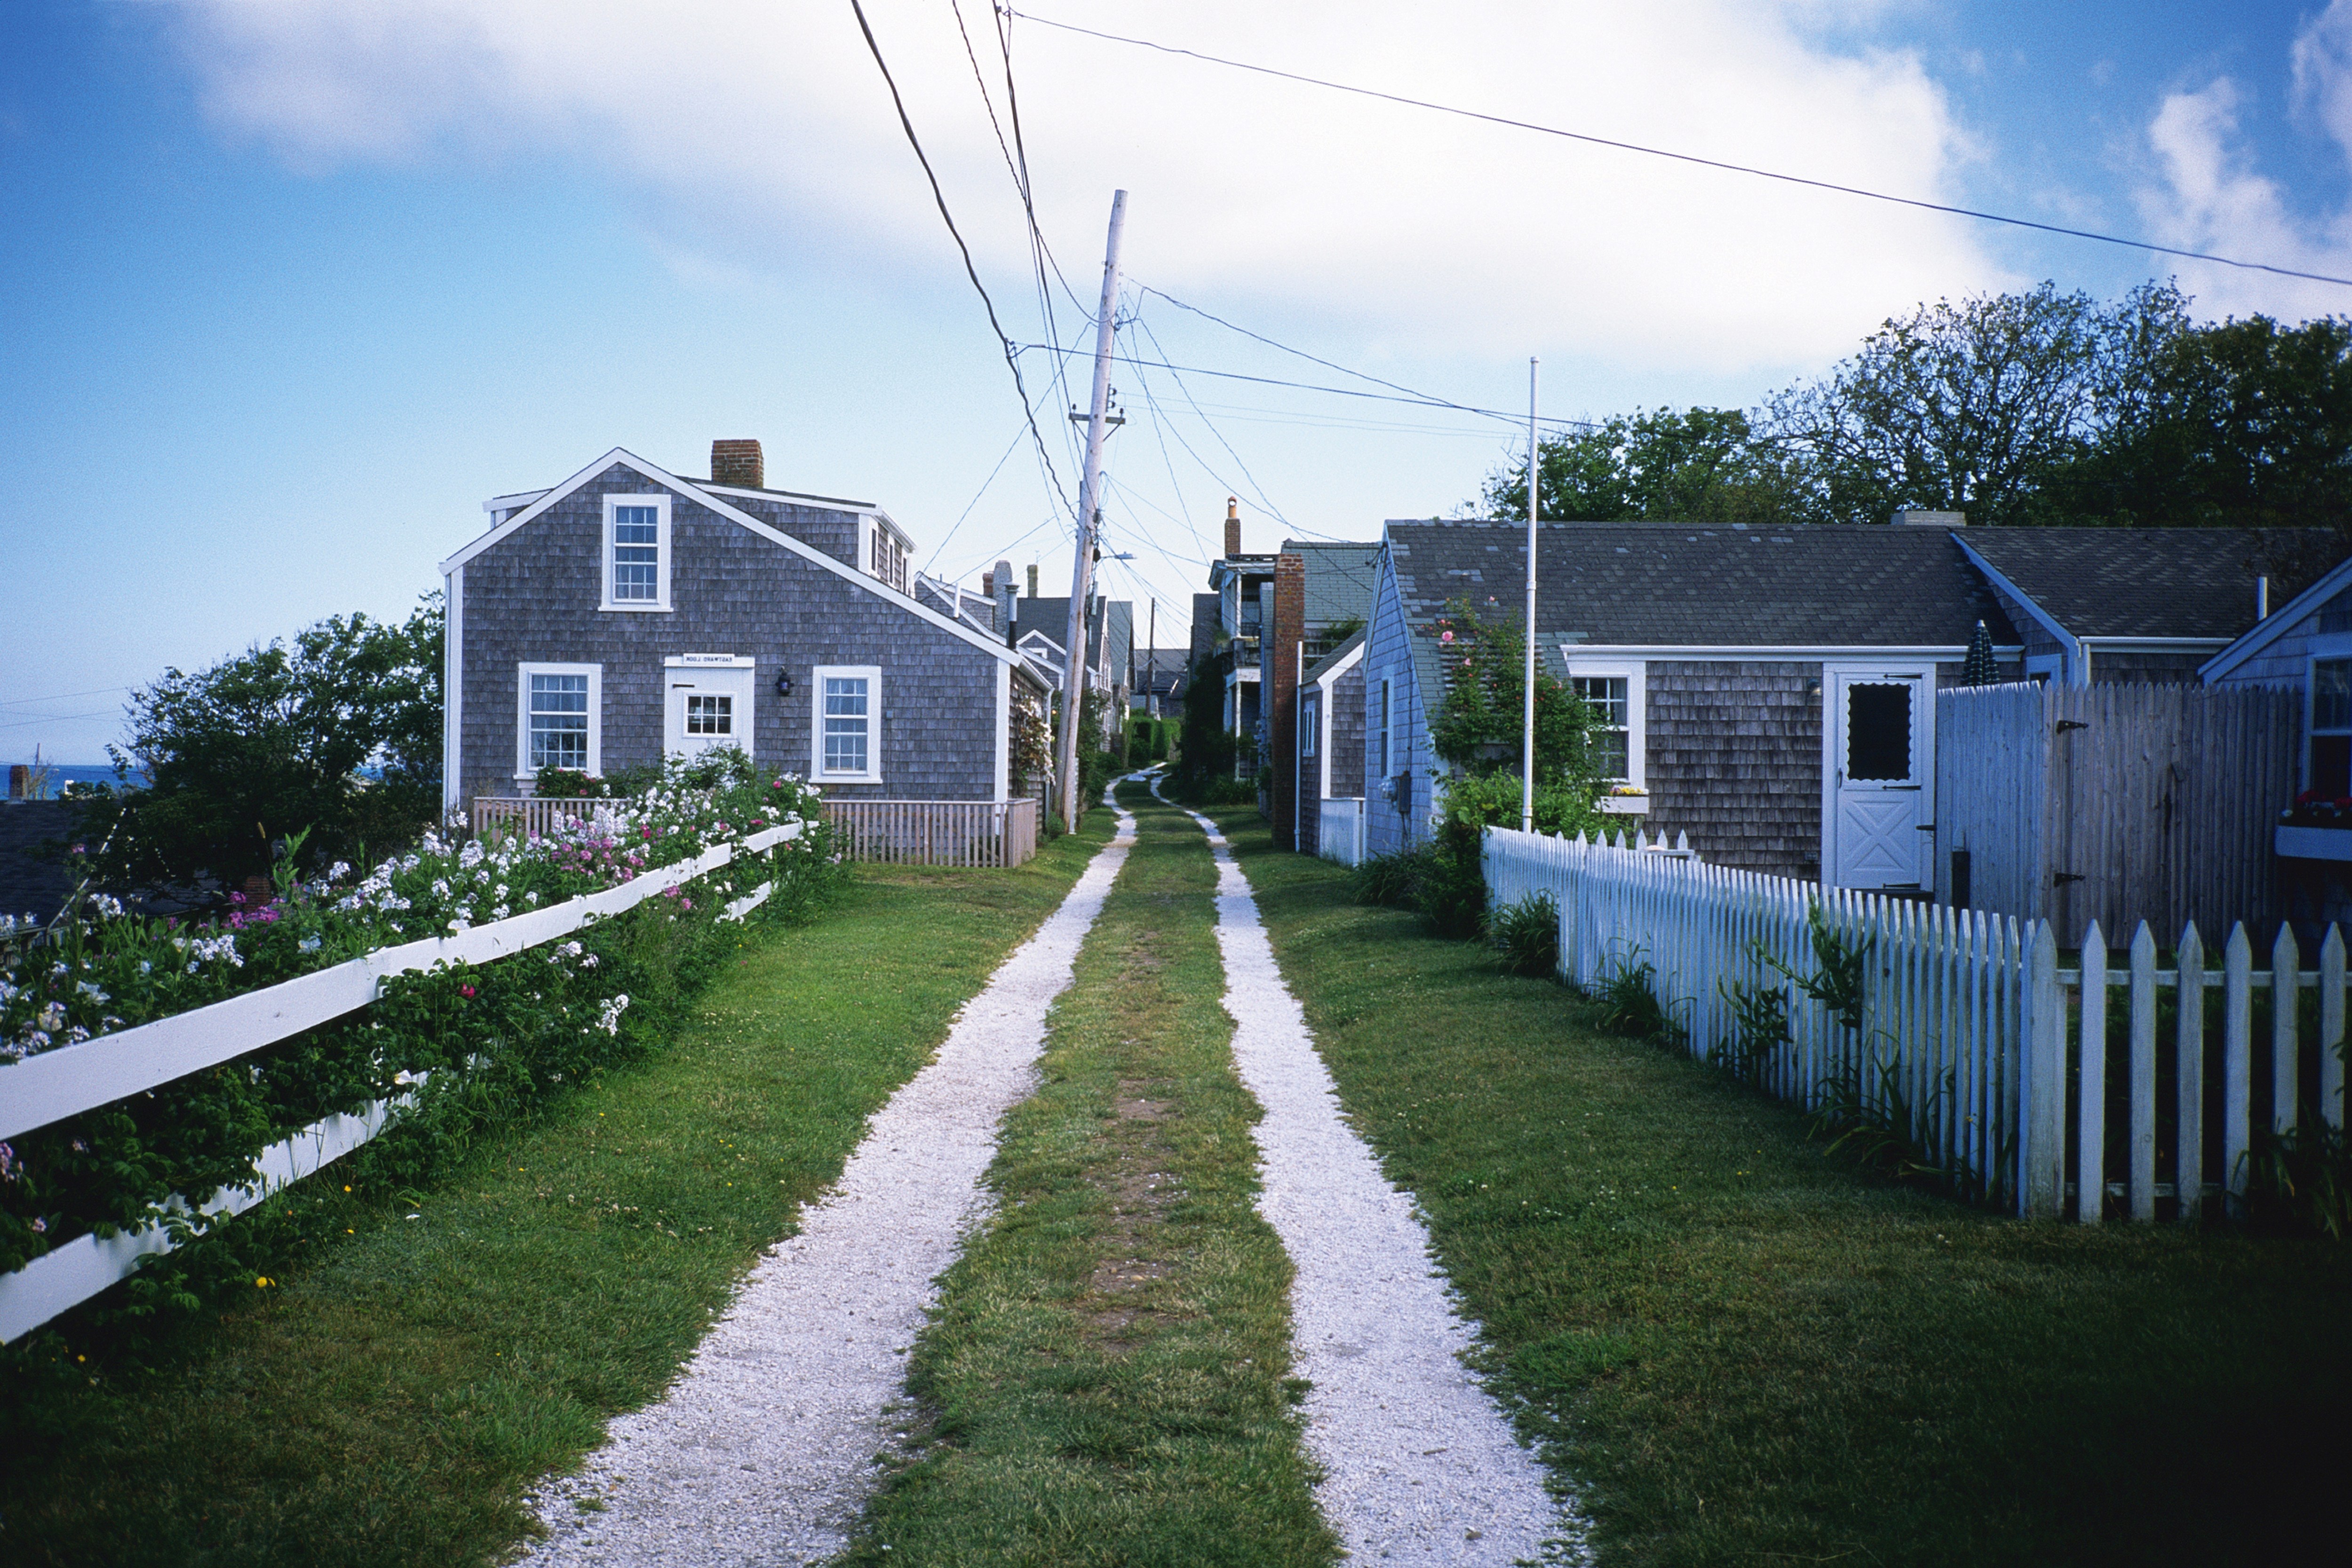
{"left": 1522, "top": 356, "right": 1539, "bottom": 834}
{"left": 1146, "top": 597, "right": 1157, "bottom": 716}
{"left": 1057, "top": 190, "right": 1128, "bottom": 833}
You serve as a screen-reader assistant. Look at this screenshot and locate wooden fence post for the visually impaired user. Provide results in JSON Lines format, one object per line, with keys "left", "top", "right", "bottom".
{"left": 2078, "top": 921, "right": 2106, "bottom": 1223}
{"left": 2272, "top": 923, "right": 2301, "bottom": 1137}
{"left": 2177, "top": 923, "right": 2206, "bottom": 1224}
{"left": 2325, "top": 924, "right": 2346, "bottom": 1133}
{"left": 2223, "top": 923, "right": 2254, "bottom": 1206}
{"left": 2022, "top": 920, "right": 2065, "bottom": 1218}
{"left": 2128, "top": 922, "right": 2158, "bottom": 1222}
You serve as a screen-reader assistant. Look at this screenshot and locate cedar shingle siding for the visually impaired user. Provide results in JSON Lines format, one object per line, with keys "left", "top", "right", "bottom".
{"left": 1642, "top": 661, "right": 1825, "bottom": 877}
{"left": 457, "top": 463, "right": 1008, "bottom": 806}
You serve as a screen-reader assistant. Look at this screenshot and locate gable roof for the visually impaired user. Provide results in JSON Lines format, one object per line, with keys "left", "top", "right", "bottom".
{"left": 1281, "top": 540, "right": 1383, "bottom": 627}
{"left": 438, "top": 448, "right": 1023, "bottom": 667}
{"left": 1304, "top": 626, "right": 1367, "bottom": 686}
{"left": 2201, "top": 550, "right": 2352, "bottom": 681}
{"left": 1955, "top": 527, "right": 2341, "bottom": 640}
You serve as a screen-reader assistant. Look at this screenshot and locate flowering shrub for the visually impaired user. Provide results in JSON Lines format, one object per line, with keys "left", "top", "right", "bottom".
{"left": 0, "top": 748, "right": 842, "bottom": 1303}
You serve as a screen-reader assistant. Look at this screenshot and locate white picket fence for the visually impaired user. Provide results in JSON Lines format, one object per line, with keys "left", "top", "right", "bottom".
{"left": 1484, "top": 826, "right": 2349, "bottom": 1221}
{"left": 0, "top": 819, "right": 803, "bottom": 1343}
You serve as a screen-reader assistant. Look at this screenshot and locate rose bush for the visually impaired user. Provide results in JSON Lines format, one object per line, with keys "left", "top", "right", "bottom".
{"left": 0, "top": 749, "right": 844, "bottom": 1312}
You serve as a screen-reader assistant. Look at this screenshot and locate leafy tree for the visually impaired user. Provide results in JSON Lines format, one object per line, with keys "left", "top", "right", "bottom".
{"left": 1427, "top": 599, "right": 1598, "bottom": 787}
{"left": 2048, "top": 312, "right": 2352, "bottom": 532}
{"left": 1479, "top": 406, "right": 1810, "bottom": 524}
{"left": 1759, "top": 281, "right": 2189, "bottom": 526}
{"left": 84, "top": 596, "right": 444, "bottom": 891}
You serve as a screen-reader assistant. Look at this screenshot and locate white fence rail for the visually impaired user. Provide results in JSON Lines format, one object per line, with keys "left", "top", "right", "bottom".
{"left": 1317, "top": 799, "right": 1366, "bottom": 868}
{"left": 0, "top": 820, "right": 801, "bottom": 1343}
{"left": 1483, "top": 826, "right": 2349, "bottom": 1221}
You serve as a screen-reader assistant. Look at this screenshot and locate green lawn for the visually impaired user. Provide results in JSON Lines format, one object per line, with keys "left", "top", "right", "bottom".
{"left": 1224, "top": 814, "right": 2352, "bottom": 1568}
{"left": 0, "top": 817, "right": 1111, "bottom": 1568}
{"left": 840, "top": 785, "right": 1337, "bottom": 1567}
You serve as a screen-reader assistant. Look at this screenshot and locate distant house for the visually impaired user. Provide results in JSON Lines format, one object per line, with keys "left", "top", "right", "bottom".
{"left": 2203, "top": 549, "right": 2352, "bottom": 796}
{"left": 1360, "top": 515, "right": 2344, "bottom": 888}
{"left": 438, "top": 440, "right": 1048, "bottom": 811}
{"left": 1295, "top": 628, "right": 1367, "bottom": 862}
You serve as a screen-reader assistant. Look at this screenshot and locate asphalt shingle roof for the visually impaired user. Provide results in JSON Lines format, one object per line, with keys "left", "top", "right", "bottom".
{"left": 1280, "top": 540, "right": 1383, "bottom": 628}
{"left": 1957, "top": 528, "right": 2345, "bottom": 639}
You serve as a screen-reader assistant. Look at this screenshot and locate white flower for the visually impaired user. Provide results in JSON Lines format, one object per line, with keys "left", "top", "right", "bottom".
{"left": 298, "top": 934, "right": 323, "bottom": 953}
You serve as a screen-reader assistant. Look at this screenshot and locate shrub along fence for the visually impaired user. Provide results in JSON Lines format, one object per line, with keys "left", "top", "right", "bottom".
{"left": 0, "top": 753, "right": 831, "bottom": 1344}
{"left": 1484, "top": 826, "right": 2349, "bottom": 1221}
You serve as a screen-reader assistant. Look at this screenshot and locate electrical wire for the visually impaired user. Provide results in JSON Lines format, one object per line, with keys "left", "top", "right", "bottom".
{"left": 1005, "top": 6, "right": 2352, "bottom": 291}
{"left": 1015, "top": 339, "right": 1599, "bottom": 429}
{"left": 848, "top": 0, "right": 1077, "bottom": 528}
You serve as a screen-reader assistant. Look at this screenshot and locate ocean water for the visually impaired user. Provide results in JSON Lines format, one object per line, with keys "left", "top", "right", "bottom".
{"left": 5, "top": 763, "right": 146, "bottom": 800}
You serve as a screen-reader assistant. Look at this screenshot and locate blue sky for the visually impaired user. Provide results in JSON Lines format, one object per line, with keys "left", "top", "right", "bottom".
{"left": 6, "top": 0, "right": 2351, "bottom": 761}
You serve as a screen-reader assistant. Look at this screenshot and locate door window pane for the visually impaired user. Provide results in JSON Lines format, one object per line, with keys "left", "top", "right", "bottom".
{"left": 1847, "top": 682, "right": 1913, "bottom": 781}
{"left": 686, "top": 694, "right": 732, "bottom": 736}
{"left": 824, "top": 677, "right": 870, "bottom": 774}
{"left": 529, "top": 673, "right": 590, "bottom": 770}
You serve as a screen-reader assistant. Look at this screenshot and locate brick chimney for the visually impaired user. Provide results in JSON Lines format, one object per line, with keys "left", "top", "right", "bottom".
{"left": 1270, "top": 550, "right": 1306, "bottom": 851}
{"left": 994, "top": 559, "right": 1017, "bottom": 640}
{"left": 711, "top": 439, "right": 764, "bottom": 489}
{"left": 1224, "top": 497, "right": 1242, "bottom": 560}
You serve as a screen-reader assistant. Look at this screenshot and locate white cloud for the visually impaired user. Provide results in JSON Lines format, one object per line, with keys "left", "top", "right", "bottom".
{"left": 2136, "top": 0, "right": 2352, "bottom": 320}
{"left": 170, "top": 0, "right": 2005, "bottom": 378}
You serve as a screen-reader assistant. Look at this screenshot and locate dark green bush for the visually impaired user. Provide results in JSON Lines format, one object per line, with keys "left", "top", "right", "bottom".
{"left": 1483, "top": 892, "right": 1559, "bottom": 977}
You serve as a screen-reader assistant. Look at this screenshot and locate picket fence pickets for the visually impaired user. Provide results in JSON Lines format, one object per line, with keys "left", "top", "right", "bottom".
{"left": 1482, "top": 826, "right": 2349, "bottom": 1224}
{"left": 0, "top": 819, "right": 803, "bottom": 1344}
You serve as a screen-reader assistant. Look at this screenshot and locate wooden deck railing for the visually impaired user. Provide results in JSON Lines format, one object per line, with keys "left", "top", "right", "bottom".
{"left": 823, "top": 798, "right": 1041, "bottom": 869}
{"left": 471, "top": 797, "right": 606, "bottom": 839}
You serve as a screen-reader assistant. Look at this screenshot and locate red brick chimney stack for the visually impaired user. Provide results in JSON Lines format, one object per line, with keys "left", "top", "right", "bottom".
{"left": 1224, "top": 497, "right": 1241, "bottom": 560}
{"left": 711, "top": 439, "right": 764, "bottom": 489}
{"left": 1271, "top": 550, "right": 1306, "bottom": 852}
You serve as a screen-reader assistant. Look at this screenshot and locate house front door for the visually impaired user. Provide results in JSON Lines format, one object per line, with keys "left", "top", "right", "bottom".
{"left": 663, "top": 655, "right": 755, "bottom": 761}
{"left": 1824, "top": 664, "right": 1934, "bottom": 889}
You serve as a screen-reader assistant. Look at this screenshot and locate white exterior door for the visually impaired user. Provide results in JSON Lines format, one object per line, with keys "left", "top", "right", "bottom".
{"left": 663, "top": 655, "right": 755, "bottom": 761}
{"left": 1825, "top": 664, "right": 1934, "bottom": 889}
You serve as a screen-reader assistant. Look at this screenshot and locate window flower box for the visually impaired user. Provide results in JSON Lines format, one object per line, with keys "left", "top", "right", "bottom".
{"left": 2277, "top": 824, "right": 2352, "bottom": 862}
{"left": 1597, "top": 787, "right": 1649, "bottom": 816}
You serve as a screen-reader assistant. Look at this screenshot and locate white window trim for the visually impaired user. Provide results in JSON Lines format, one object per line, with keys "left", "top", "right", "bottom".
{"left": 1564, "top": 657, "right": 1646, "bottom": 796}
{"left": 516, "top": 662, "right": 602, "bottom": 783}
{"left": 812, "top": 664, "right": 884, "bottom": 784}
{"left": 602, "top": 492, "right": 673, "bottom": 612}
{"left": 2304, "top": 634, "right": 2352, "bottom": 791}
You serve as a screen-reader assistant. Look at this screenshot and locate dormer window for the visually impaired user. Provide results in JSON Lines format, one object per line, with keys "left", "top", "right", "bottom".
{"left": 861, "top": 515, "right": 910, "bottom": 594}
{"left": 603, "top": 494, "right": 672, "bottom": 611}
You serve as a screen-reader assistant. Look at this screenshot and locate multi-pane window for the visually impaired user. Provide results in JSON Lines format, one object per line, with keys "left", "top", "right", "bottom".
{"left": 529, "top": 673, "right": 590, "bottom": 771}
{"left": 822, "top": 676, "right": 870, "bottom": 775}
{"left": 686, "top": 694, "right": 732, "bottom": 736}
{"left": 1573, "top": 675, "right": 1631, "bottom": 780}
{"left": 2314, "top": 657, "right": 2352, "bottom": 796}
{"left": 612, "top": 505, "right": 660, "bottom": 602}
{"left": 1301, "top": 693, "right": 1319, "bottom": 758}
{"left": 868, "top": 526, "right": 909, "bottom": 593}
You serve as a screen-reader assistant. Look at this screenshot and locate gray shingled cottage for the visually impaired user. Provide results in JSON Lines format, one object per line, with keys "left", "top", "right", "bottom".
{"left": 438, "top": 441, "right": 1048, "bottom": 815}
{"left": 1361, "top": 516, "right": 2344, "bottom": 890}
{"left": 1360, "top": 517, "right": 2025, "bottom": 887}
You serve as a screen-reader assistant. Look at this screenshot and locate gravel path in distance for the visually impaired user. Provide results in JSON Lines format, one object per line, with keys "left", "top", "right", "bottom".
{"left": 516, "top": 801, "right": 1137, "bottom": 1568}
{"left": 1165, "top": 790, "right": 1586, "bottom": 1565}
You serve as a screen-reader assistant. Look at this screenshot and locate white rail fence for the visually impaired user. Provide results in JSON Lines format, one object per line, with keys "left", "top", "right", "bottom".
{"left": 0, "top": 820, "right": 802, "bottom": 1343}
{"left": 1483, "top": 826, "right": 2348, "bottom": 1221}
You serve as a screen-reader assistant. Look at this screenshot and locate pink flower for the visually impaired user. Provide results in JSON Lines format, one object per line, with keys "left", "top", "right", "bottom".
{"left": 459, "top": 983, "right": 477, "bottom": 998}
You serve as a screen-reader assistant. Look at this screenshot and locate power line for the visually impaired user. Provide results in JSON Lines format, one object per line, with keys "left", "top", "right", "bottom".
{"left": 1006, "top": 6, "right": 2352, "bottom": 292}
{"left": 848, "top": 0, "right": 1077, "bottom": 528}
{"left": 1014, "top": 339, "right": 1601, "bottom": 428}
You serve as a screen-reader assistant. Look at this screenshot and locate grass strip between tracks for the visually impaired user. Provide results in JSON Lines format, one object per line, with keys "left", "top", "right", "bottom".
{"left": 0, "top": 814, "right": 1113, "bottom": 1568}
{"left": 840, "top": 784, "right": 1338, "bottom": 1568}
{"left": 1224, "top": 812, "right": 2352, "bottom": 1568}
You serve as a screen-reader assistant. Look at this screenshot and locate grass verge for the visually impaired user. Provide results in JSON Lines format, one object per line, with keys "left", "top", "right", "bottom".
{"left": 1226, "top": 812, "right": 2352, "bottom": 1568}
{"left": 0, "top": 817, "right": 1112, "bottom": 1568}
{"left": 839, "top": 784, "right": 1337, "bottom": 1568}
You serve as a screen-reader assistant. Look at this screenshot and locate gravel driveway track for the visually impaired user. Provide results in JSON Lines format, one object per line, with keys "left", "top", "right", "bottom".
{"left": 1161, "top": 785, "right": 1583, "bottom": 1565}
{"left": 516, "top": 795, "right": 1138, "bottom": 1568}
